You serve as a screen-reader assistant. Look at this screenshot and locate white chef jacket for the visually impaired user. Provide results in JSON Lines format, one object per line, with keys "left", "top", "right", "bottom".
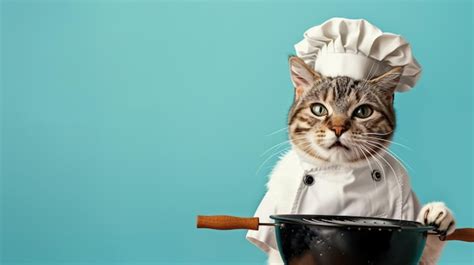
{"left": 246, "top": 149, "right": 421, "bottom": 252}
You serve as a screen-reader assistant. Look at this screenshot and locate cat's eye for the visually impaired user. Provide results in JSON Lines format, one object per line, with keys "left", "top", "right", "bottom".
{"left": 310, "top": 103, "right": 328, "bottom": 117}
{"left": 353, "top": 105, "right": 373, "bottom": 119}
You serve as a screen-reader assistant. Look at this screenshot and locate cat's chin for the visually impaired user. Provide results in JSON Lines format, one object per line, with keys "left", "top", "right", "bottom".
{"left": 292, "top": 144, "right": 371, "bottom": 168}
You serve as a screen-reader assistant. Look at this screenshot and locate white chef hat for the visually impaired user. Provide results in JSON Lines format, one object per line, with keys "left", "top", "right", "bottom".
{"left": 294, "top": 17, "right": 422, "bottom": 92}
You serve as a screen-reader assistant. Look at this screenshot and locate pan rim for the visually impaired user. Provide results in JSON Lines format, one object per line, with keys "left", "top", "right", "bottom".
{"left": 270, "top": 214, "right": 435, "bottom": 232}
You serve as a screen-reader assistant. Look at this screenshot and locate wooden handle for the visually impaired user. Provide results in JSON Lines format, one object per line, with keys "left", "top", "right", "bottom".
{"left": 444, "top": 228, "right": 474, "bottom": 242}
{"left": 196, "top": 215, "right": 260, "bottom": 230}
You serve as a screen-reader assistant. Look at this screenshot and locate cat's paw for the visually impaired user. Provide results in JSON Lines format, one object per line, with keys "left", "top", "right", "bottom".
{"left": 417, "top": 202, "right": 456, "bottom": 235}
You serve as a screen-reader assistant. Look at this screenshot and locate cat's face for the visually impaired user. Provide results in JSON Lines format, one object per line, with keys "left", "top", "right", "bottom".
{"left": 288, "top": 56, "right": 402, "bottom": 164}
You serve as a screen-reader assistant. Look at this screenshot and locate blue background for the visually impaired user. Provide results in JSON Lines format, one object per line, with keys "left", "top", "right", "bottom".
{"left": 1, "top": 0, "right": 473, "bottom": 264}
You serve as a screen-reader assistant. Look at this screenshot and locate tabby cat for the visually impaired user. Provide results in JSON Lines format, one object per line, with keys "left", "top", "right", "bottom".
{"left": 246, "top": 56, "right": 455, "bottom": 265}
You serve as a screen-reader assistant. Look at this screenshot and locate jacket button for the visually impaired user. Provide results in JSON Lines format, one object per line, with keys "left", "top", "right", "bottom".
{"left": 372, "top": 170, "right": 382, "bottom": 182}
{"left": 303, "top": 175, "right": 314, "bottom": 186}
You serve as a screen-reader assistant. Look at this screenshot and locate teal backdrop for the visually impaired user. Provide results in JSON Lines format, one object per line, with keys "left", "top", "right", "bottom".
{"left": 1, "top": 0, "right": 473, "bottom": 264}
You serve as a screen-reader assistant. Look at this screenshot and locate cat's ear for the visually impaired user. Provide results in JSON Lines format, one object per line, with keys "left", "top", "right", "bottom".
{"left": 368, "top": 67, "right": 403, "bottom": 94}
{"left": 289, "top": 56, "right": 321, "bottom": 98}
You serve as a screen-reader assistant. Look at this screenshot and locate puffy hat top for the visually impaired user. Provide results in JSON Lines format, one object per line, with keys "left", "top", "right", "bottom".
{"left": 294, "top": 18, "right": 422, "bottom": 92}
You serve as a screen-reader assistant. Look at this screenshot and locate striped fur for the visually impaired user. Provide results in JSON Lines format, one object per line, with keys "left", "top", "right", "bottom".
{"left": 288, "top": 59, "right": 400, "bottom": 165}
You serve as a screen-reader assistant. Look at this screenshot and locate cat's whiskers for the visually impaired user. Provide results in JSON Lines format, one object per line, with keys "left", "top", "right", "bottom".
{"left": 265, "top": 126, "right": 289, "bottom": 136}
{"left": 255, "top": 146, "right": 291, "bottom": 175}
{"left": 355, "top": 144, "right": 389, "bottom": 195}
{"left": 360, "top": 131, "right": 393, "bottom": 136}
{"left": 360, "top": 143, "right": 389, "bottom": 177}
{"left": 359, "top": 143, "right": 402, "bottom": 201}
{"left": 356, "top": 139, "right": 413, "bottom": 172}
{"left": 355, "top": 135, "right": 412, "bottom": 151}
{"left": 347, "top": 141, "right": 373, "bottom": 172}
{"left": 257, "top": 136, "right": 312, "bottom": 174}
{"left": 361, "top": 142, "right": 396, "bottom": 176}
{"left": 355, "top": 144, "right": 380, "bottom": 191}
{"left": 353, "top": 137, "right": 408, "bottom": 162}
{"left": 260, "top": 136, "right": 307, "bottom": 157}
{"left": 358, "top": 143, "right": 386, "bottom": 177}
{"left": 260, "top": 140, "right": 291, "bottom": 157}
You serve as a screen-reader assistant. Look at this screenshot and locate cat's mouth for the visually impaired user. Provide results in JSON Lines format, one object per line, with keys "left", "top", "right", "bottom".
{"left": 329, "top": 140, "right": 350, "bottom": 151}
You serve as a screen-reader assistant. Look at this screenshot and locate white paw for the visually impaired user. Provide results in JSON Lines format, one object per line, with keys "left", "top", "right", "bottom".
{"left": 417, "top": 202, "right": 456, "bottom": 235}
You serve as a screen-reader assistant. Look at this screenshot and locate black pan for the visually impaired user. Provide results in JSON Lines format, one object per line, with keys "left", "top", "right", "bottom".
{"left": 197, "top": 214, "right": 474, "bottom": 265}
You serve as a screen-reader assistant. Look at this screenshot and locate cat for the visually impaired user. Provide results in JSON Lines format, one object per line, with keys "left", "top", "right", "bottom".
{"left": 247, "top": 56, "right": 456, "bottom": 265}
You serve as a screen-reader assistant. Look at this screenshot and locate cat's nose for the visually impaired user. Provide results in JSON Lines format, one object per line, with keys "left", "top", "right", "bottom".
{"left": 331, "top": 126, "right": 347, "bottom": 137}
